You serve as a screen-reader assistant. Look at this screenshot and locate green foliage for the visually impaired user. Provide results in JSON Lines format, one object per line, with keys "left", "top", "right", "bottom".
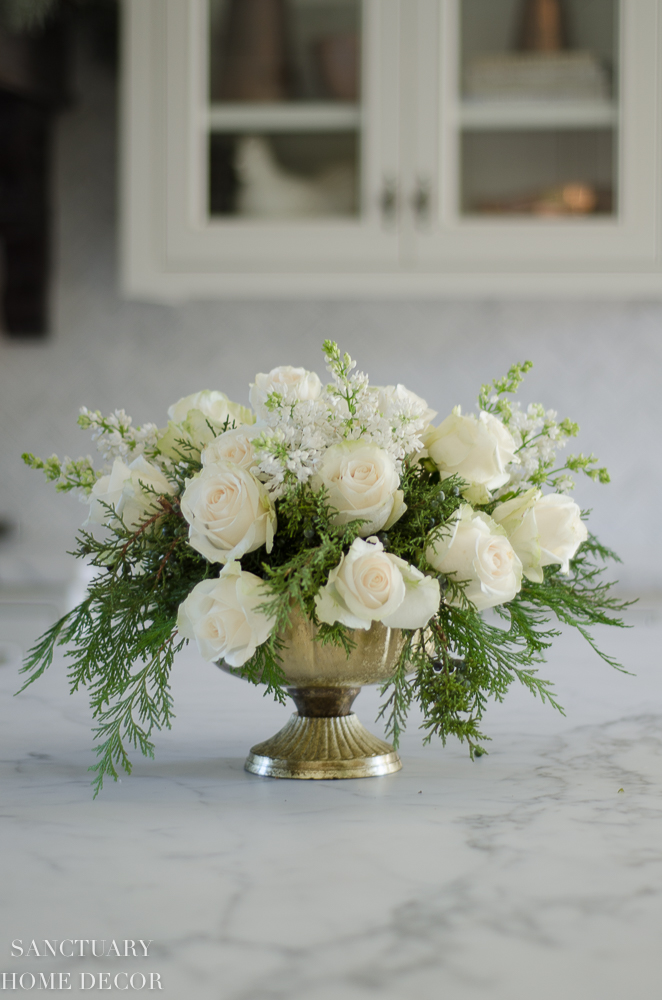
{"left": 384, "top": 462, "right": 465, "bottom": 568}
{"left": 478, "top": 360, "right": 534, "bottom": 418}
{"left": 378, "top": 529, "right": 630, "bottom": 758}
{"left": 517, "top": 532, "right": 633, "bottom": 669}
{"left": 376, "top": 633, "right": 416, "bottom": 749}
{"left": 19, "top": 478, "right": 202, "bottom": 796}
{"left": 243, "top": 482, "right": 366, "bottom": 639}
{"left": 529, "top": 451, "right": 611, "bottom": 490}
{"left": 376, "top": 593, "right": 564, "bottom": 757}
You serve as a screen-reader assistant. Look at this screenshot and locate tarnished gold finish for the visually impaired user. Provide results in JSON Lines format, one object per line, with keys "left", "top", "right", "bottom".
{"left": 222, "top": 608, "right": 407, "bottom": 780}
{"left": 245, "top": 711, "right": 401, "bottom": 779}
{"left": 273, "top": 608, "right": 407, "bottom": 688}
{"left": 287, "top": 686, "right": 361, "bottom": 717}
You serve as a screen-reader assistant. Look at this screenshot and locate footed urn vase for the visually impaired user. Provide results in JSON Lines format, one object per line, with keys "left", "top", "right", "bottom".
{"left": 222, "top": 609, "right": 406, "bottom": 779}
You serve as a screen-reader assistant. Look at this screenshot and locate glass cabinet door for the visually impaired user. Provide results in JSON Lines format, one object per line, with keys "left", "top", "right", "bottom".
{"left": 459, "top": 0, "right": 617, "bottom": 218}
{"left": 157, "top": 0, "right": 402, "bottom": 275}
{"left": 208, "top": 0, "right": 362, "bottom": 220}
{"left": 410, "top": 0, "right": 659, "bottom": 270}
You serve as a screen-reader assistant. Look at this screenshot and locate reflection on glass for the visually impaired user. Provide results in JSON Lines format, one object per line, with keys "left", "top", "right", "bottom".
{"left": 209, "top": 0, "right": 361, "bottom": 103}
{"left": 459, "top": 0, "right": 618, "bottom": 216}
{"left": 209, "top": 132, "right": 358, "bottom": 217}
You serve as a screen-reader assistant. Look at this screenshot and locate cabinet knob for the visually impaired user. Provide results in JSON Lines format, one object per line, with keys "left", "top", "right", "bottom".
{"left": 380, "top": 179, "right": 398, "bottom": 223}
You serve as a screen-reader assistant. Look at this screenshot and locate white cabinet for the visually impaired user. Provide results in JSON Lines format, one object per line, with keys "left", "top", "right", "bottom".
{"left": 121, "top": 0, "right": 662, "bottom": 299}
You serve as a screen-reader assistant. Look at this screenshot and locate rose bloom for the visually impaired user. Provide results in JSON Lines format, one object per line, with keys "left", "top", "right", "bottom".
{"left": 177, "top": 561, "right": 275, "bottom": 666}
{"left": 316, "top": 536, "right": 440, "bottom": 630}
{"left": 492, "top": 489, "right": 588, "bottom": 580}
{"left": 167, "top": 390, "right": 253, "bottom": 428}
{"left": 201, "top": 424, "right": 265, "bottom": 471}
{"left": 310, "top": 441, "right": 406, "bottom": 537}
{"left": 87, "top": 457, "right": 131, "bottom": 526}
{"left": 181, "top": 461, "right": 276, "bottom": 564}
{"left": 426, "top": 506, "right": 523, "bottom": 611}
{"left": 533, "top": 493, "right": 588, "bottom": 574}
{"left": 249, "top": 365, "right": 322, "bottom": 419}
{"left": 491, "top": 488, "right": 544, "bottom": 582}
{"left": 423, "top": 407, "right": 518, "bottom": 503}
{"left": 87, "top": 456, "right": 176, "bottom": 529}
{"left": 159, "top": 392, "right": 254, "bottom": 461}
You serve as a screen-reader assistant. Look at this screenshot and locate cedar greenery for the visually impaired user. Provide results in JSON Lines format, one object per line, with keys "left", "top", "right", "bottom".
{"left": 20, "top": 355, "right": 631, "bottom": 795}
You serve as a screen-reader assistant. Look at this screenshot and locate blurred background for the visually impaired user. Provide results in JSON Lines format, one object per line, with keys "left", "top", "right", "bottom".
{"left": 0, "top": 0, "right": 660, "bottom": 610}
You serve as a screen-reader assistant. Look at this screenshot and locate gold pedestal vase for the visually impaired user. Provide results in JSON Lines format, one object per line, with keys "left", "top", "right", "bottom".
{"left": 222, "top": 610, "right": 406, "bottom": 780}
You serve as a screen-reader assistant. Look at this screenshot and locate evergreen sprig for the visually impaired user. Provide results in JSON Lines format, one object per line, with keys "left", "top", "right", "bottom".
{"left": 18, "top": 481, "right": 204, "bottom": 795}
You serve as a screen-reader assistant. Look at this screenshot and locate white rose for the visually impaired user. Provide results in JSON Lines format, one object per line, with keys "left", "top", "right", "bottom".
{"left": 167, "top": 390, "right": 254, "bottom": 428}
{"left": 86, "top": 457, "right": 131, "bottom": 525}
{"left": 492, "top": 489, "right": 588, "bottom": 579}
{"left": 86, "top": 456, "right": 176, "bottom": 529}
{"left": 177, "top": 562, "right": 275, "bottom": 666}
{"left": 424, "top": 407, "right": 518, "bottom": 503}
{"left": 426, "top": 505, "right": 523, "bottom": 611}
{"left": 181, "top": 461, "right": 276, "bottom": 564}
{"left": 118, "top": 455, "right": 178, "bottom": 530}
{"left": 532, "top": 494, "right": 588, "bottom": 575}
{"left": 249, "top": 365, "right": 322, "bottom": 419}
{"left": 316, "top": 537, "right": 441, "bottom": 630}
{"left": 159, "top": 391, "right": 254, "bottom": 461}
{"left": 492, "top": 488, "right": 544, "bottom": 583}
{"left": 310, "top": 441, "right": 406, "bottom": 537}
{"left": 201, "top": 424, "right": 265, "bottom": 471}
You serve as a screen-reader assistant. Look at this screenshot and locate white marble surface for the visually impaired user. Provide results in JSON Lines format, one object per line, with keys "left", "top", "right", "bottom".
{"left": 1, "top": 599, "right": 661, "bottom": 999}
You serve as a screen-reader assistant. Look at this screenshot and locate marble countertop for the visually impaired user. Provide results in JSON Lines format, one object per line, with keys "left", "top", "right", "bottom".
{"left": 1, "top": 598, "right": 660, "bottom": 1000}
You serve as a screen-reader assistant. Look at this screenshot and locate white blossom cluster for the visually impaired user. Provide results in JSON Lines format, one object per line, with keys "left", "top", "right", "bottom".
{"left": 251, "top": 357, "right": 434, "bottom": 497}
{"left": 79, "top": 407, "right": 160, "bottom": 472}
{"left": 496, "top": 400, "right": 573, "bottom": 494}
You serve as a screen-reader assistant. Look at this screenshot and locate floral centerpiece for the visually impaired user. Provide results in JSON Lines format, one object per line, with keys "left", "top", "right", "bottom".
{"left": 22, "top": 342, "right": 628, "bottom": 793}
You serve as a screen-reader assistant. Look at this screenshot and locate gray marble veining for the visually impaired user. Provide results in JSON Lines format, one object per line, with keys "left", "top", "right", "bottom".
{"left": 1, "top": 603, "right": 660, "bottom": 999}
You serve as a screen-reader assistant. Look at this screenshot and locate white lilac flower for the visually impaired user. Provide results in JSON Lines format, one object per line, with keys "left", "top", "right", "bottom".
{"left": 493, "top": 401, "right": 572, "bottom": 495}
{"left": 79, "top": 407, "right": 161, "bottom": 470}
{"left": 249, "top": 353, "right": 432, "bottom": 498}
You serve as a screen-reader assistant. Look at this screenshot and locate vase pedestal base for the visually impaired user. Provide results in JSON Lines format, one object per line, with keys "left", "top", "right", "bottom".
{"left": 244, "top": 687, "right": 401, "bottom": 780}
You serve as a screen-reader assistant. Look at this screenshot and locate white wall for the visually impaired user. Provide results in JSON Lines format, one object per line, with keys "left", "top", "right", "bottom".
{"left": 1, "top": 37, "right": 659, "bottom": 595}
